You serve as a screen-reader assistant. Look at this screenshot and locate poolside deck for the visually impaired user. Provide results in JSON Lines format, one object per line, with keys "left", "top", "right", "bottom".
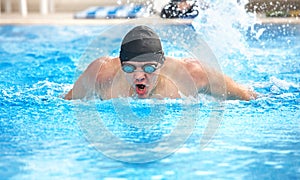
{"left": 1, "top": 12, "right": 300, "bottom": 25}
{"left": 0, "top": 13, "right": 194, "bottom": 25}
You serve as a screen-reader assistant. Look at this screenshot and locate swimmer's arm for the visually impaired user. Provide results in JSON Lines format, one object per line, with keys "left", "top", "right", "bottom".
{"left": 188, "top": 61, "right": 257, "bottom": 101}
{"left": 64, "top": 59, "right": 103, "bottom": 100}
{"left": 201, "top": 68, "right": 257, "bottom": 101}
{"left": 64, "top": 89, "right": 73, "bottom": 100}
{"left": 222, "top": 75, "right": 257, "bottom": 100}
{"left": 209, "top": 73, "right": 257, "bottom": 101}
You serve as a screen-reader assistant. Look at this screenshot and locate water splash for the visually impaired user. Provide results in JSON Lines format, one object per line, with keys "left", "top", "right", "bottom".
{"left": 192, "top": 0, "right": 256, "bottom": 60}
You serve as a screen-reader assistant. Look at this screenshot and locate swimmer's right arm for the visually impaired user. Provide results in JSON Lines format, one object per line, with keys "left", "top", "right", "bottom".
{"left": 64, "top": 59, "right": 103, "bottom": 100}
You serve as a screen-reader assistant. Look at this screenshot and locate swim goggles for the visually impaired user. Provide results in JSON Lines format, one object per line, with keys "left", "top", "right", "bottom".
{"left": 122, "top": 63, "right": 160, "bottom": 74}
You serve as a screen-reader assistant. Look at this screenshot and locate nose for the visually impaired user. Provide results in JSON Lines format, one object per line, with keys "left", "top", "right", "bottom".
{"left": 134, "top": 72, "right": 146, "bottom": 82}
{"left": 136, "top": 77, "right": 145, "bottom": 82}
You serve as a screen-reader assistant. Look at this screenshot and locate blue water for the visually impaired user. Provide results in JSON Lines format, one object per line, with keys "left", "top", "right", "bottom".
{"left": 0, "top": 22, "right": 299, "bottom": 179}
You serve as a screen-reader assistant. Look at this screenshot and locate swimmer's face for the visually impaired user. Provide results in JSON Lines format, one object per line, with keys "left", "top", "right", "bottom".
{"left": 122, "top": 61, "right": 162, "bottom": 98}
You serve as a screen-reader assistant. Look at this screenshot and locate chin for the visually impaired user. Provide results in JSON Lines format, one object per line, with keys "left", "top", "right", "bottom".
{"left": 137, "top": 94, "right": 149, "bottom": 99}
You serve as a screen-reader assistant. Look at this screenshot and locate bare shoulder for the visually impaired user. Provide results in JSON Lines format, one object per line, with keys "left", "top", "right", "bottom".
{"left": 163, "top": 57, "right": 209, "bottom": 90}
{"left": 164, "top": 57, "right": 207, "bottom": 77}
{"left": 164, "top": 57, "right": 204, "bottom": 68}
{"left": 79, "top": 56, "right": 120, "bottom": 84}
{"left": 182, "top": 57, "right": 205, "bottom": 69}
{"left": 95, "top": 57, "right": 120, "bottom": 83}
{"left": 86, "top": 57, "right": 117, "bottom": 71}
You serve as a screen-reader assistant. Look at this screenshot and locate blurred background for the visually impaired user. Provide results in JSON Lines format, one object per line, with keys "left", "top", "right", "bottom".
{"left": 0, "top": 0, "right": 169, "bottom": 15}
{"left": 0, "top": 0, "right": 299, "bottom": 22}
{"left": 1, "top": 0, "right": 300, "bottom": 17}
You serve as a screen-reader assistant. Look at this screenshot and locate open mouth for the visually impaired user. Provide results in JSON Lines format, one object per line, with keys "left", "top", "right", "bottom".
{"left": 136, "top": 84, "right": 145, "bottom": 90}
{"left": 135, "top": 84, "right": 147, "bottom": 95}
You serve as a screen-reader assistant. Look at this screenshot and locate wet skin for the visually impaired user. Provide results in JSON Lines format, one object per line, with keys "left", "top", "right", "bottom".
{"left": 64, "top": 56, "right": 257, "bottom": 101}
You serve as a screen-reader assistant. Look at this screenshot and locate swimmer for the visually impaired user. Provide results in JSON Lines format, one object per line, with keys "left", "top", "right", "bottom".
{"left": 64, "top": 25, "right": 257, "bottom": 101}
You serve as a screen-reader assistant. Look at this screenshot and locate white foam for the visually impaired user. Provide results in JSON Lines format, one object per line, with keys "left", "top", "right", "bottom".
{"left": 192, "top": 0, "right": 255, "bottom": 60}
{"left": 270, "top": 76, "right": 299, "bottom": 90}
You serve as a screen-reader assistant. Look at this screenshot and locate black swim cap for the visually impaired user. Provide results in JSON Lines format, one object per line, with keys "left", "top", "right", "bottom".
{"left": 119, "top": 25, "right": 165, "bottom": 64}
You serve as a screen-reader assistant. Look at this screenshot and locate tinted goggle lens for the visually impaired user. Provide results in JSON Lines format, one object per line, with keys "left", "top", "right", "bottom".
{"left": 122, "top": 64, "right": 158, "bottom": 74}
{"left": 122, "top": 64, "right": 135, "bottom": 73}
{"left": 143, "top": 65, "right": 156, "bottom": 73}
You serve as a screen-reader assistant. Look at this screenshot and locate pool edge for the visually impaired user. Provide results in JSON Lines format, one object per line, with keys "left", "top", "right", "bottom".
{"left": 1, "top": 13, "right": 299, "bottom": 25}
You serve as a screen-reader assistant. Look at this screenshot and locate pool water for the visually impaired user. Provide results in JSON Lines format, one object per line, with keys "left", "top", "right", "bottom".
{"left": 1, "top": 17, "right": 300, "bottom": 180}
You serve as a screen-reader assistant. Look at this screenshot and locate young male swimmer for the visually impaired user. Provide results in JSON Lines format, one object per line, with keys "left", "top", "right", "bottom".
{"left": 64, "top": 25, "right": 257, "bottom": 101}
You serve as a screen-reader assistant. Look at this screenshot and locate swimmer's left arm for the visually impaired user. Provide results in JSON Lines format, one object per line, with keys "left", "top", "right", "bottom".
{"left": 220, "top": 74, "right": 257, "bottom": 100}
{"left": 187, "top": 60, "right": 257, "bottom": 101}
